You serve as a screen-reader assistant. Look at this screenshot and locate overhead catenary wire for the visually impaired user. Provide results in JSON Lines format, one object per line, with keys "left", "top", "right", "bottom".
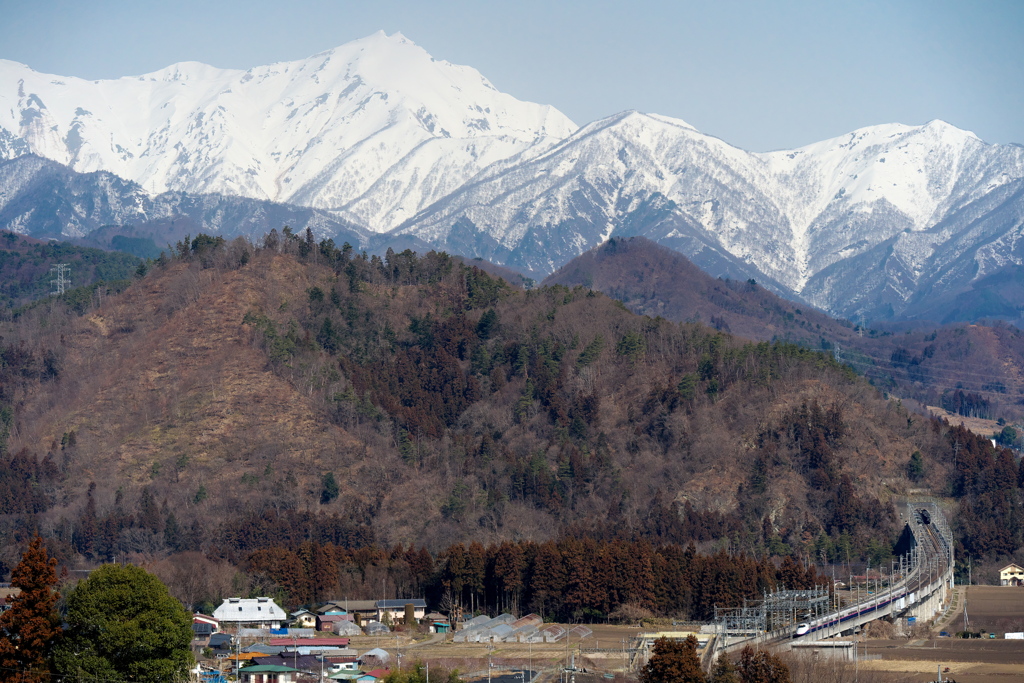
{"left": 838, "top": 357, "right": 1024, "bottom": 401}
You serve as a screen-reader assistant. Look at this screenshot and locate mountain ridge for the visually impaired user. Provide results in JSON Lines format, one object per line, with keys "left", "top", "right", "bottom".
{"left": 399, "top": 110, "right": 1024, "bottom": 322}
{"left": 544, "top": 236, "right": 1024, "bottom": 419}
{"left": 0, "top": 154, "right": 369, "bottom": 245}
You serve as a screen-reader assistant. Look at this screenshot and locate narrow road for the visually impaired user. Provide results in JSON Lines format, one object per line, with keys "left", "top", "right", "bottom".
{"left": 932, "top": 586, "right": 965, "bottom": 634}
{"left": 407, "top": 632, "right": 446, "bottom": 648}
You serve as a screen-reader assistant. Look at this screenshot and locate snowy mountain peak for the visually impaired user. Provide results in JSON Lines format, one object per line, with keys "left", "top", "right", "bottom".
{"left": 0, "top": 33, "right": 577, "bottom": 231}
{"left": 921, "top": 118, "right": 980, "bottom": 140}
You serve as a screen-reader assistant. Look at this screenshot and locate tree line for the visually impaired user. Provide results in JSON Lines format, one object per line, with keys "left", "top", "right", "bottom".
{"left": 243, "top": 538, "right": 827, "bottom": 623}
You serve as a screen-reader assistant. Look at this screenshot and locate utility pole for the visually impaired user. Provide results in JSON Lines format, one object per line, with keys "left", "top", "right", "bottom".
{"left": 964, "top": 556, "right": 970, "bottom": 633}
{"left": 50, "top": 263, "right": 71, "bottom": 296}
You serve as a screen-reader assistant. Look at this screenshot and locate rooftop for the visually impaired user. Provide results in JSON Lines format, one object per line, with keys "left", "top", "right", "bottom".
{"left": 376, "top": 599, "right": 426, "bottom": 609}
{"left": 269, "top": 637, "right": 350, "bottom": 647}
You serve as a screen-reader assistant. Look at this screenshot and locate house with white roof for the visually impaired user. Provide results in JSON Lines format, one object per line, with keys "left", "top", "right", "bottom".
{"left": 213, "top": 597, "right": 287, "bottom": 629}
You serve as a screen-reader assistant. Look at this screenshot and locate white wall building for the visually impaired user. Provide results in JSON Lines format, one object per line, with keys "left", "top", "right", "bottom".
{"left": 213, "top": 597, "right": 287, "bottom": 629}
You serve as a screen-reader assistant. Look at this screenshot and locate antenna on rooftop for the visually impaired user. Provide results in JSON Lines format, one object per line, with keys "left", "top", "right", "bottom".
{"left": 50, "top": 263, "right": 71, "bottom": 296}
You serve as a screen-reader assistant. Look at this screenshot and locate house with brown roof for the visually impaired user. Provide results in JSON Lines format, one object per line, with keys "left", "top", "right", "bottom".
{"left": 1000, "top": 563, "right": 1024, "bottom": 586}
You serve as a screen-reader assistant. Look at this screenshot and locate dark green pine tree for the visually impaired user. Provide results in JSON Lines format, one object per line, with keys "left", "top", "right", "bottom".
{"left": 906, "top": 450, "right": 925, "bottom": 482}
{"left": 320, "top": 472, "right": 339, "bottom": 504}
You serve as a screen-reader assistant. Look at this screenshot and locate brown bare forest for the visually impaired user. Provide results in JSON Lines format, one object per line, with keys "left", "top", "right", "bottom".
{"left": 0, "top": 230, "right": 1019, "bottom": 614}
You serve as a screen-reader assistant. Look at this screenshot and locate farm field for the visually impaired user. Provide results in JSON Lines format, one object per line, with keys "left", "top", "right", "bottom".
{"left": 851, "top": 586, "right": 1024, "bottom": 682}
{"left": 857, "top": 639, "right": 1024, "bottom": 682}
{"left": 943, "top": 585, "right": 1024, "bottom": 634}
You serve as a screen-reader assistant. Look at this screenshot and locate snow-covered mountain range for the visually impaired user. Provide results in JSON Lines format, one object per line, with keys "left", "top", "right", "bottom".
{"left": 398, "top": 111, "right": 1024, "bottom": 320}
{"left": 2, "top": 33, "right": 1023, "bottom": 322}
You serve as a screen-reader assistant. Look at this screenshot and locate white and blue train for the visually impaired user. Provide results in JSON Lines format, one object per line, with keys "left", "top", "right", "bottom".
{"left": 792, "top": 583, "right": 917, "bottom": 638}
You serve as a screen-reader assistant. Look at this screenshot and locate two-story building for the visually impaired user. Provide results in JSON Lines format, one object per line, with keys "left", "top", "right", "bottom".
{"left": 1000, "top": 563, "right": 1024, "bottom": 586}
{"left": 290, "top": 609, "right": 317, "bottom": 629}
{"left": 375, "top": 599, "right": 427, "bottom": 623}
{"left": 240, "top": 665, "right": 299, "bottom": 683}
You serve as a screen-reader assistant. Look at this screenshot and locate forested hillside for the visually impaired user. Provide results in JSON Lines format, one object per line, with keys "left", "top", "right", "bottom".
{"left": 0, "top": 230, "right": 1019, "bottom": 615}
{"left": 0, "top": 230, "right": 141, "bottom": 310}
{"left": 546, "top": 237, "right": 1024, "bottom": 422}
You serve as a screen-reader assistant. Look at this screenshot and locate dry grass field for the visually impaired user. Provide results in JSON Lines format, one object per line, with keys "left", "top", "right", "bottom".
{"left": 344, "top": 624, "right": 646, "bottom": 681}
{"left": 924, "top": 406, "right": 1002, "bottom": 438}
{"left": 948, "top": 585, "right": 1024, "bottom": 634}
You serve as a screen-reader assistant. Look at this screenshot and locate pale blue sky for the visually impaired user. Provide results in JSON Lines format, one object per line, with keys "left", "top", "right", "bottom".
{"left": 2, "top": 0, "right": 1022, "bottom": 151}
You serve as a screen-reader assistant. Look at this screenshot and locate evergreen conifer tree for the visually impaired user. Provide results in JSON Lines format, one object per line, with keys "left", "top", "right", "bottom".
{"left": 0, "top": 536, "right": 63, "bottom": 683}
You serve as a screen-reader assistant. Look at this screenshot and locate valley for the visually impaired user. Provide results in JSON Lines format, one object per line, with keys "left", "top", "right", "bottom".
{"left": 1, "top": 24, "right": 1023, "bottom": 683}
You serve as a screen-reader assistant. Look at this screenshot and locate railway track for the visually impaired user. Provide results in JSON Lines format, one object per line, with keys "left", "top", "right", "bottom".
{"left": 714, "top": 501, "right": 955, "bottom": 658}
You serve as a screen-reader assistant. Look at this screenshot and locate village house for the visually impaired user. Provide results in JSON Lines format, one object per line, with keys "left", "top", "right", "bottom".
{"left": 313, "top": 598, "right": 426, "bottom": 625}
{"left": 375, "top": 599, "right": 427, "bottom": 623}
{"left": 268, "top": 637, "right": 350, "bottom": 655}
{"left": 212, "top": 597, "right": 287, "bottom": 630}
{"left": 315, "top": 601, "right": 350, "bottom": 615}
{"left": 209, "top": 633, "right": 233, "bottom": 650}
{"left": 317, "top": 614, "right": 346, "bottom": 631}
{"left": 290, "top": 609, "right": 317, "bottom": 629}
{"left": 0, "top": 583, "right": 20, "bottom": 613}
{"left": 337, "top": 669, "right": 387, "bottom": 683}
{"left": 253, "top": 654, "right": 321, "bottom": 672}
{"left": 327, "top": 658, "right": 359, "bottom": 672}
{"left": 423, "top": 612, "right": 450, "bottom": 634}
{"left": 192, "top": 613, "right": 219, "bottom": 640}
{"left": 1000, "top": 563, "right": 1024, "bottom": 586}
{"left": 330, "top": 600, "right": 376, "bottom": 622}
